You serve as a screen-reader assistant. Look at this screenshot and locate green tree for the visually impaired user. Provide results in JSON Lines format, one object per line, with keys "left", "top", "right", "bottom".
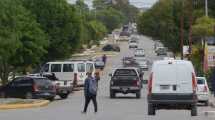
{"left": 0, "top": 0, "right": 48, "bottom": 85}
{"left": 192, "top": 16, "right": 215, "bottom": 37}
{"left": 88, "top": 20, "right": 107, "bottom": 45}
{"left": 22, "top": 0, "right": 81, "bottom": 61}
{"left": 96, "top": 7, "right": 124, "bottom": 33}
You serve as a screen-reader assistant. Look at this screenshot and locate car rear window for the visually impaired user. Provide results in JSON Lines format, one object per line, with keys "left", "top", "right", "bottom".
{"left": 34, "top": 78, "right": 52, "bottom": 85}
{"left": 197, "top": 79, "right": 205, "bottom": 84}
{"left": 114, "top": 69, "right": 137, "bottom": 76}
{"left": 51, "top": 64, "right": 61, "bottom": 72}
{"left": 130, "top": 41, "right": 136, "bottom": 43}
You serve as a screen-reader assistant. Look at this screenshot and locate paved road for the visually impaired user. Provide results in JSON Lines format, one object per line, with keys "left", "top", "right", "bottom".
{"left": 0, "top": 35, "right": 214, "bottom": 120}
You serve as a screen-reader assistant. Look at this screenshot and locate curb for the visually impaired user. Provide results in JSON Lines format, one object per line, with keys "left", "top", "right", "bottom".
{"left": 0, "top": 100, "right": 50, "bottom": 110}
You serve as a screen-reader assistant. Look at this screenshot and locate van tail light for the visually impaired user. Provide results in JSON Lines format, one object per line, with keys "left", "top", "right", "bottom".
{"left": 73, "top": 73, "right": 78, "bottom": 87}
{"left": 203, "top": 85, "right": 208, "bottom": 92}
{"left": 148, "top": 73, "right": 153, "bottom": 95}
{"left": 192, "top": 72, "right": 197, "bottom": 93}
{"left": 33, "top": 84, "right": 39, "bottom": 92}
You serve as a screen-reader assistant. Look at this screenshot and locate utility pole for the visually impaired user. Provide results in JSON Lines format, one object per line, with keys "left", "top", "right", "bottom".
{"left": 180, "top": 15, "right": 184, "bottom": 60}
{"left": 205, "top": 0, "right": 208, "bottom": 16}
{"left": 188, "top": 0, "right": 193, "bottom": 60}
{"left": 180, "top": 1, "right": 184, "bottom": 60}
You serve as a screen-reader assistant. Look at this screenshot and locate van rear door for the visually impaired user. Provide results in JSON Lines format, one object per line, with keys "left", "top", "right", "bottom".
{"left": 76, "top": 62, "right": 86, "bottom": 85}
{"left": 153, "top": 63, "right": 177, "bottom": 93}
{"left": 176, "top": 63, "right": 193, "bottom": 93}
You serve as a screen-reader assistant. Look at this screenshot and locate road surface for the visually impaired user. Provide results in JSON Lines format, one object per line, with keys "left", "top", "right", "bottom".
{"left": 0, "top": 35, "right": 214, "bottom": 120}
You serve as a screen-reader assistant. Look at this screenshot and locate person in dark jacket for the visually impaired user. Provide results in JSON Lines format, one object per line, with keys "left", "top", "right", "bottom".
{"left": 102, "top": 54, "right": 107, "bottom": 65}
{"left": 82, "top": 72, "right": 98, "bottom": 113}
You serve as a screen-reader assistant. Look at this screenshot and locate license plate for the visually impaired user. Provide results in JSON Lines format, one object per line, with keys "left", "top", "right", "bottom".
{"left": 160, "top": 85, "right": 170, "bottom": 90}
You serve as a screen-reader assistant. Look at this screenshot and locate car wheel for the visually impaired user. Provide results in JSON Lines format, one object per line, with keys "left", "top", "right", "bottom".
{"left": 59, "top": 94, "right": 68, "bottom": 99}
{"left": 136, "top": 90, "right": 141, "bottom": 99}
{"left": 25, "top": 92, "right": 33, "bottom": 99}
{"left": 191, "top": 105, "right": 197, "bottom": 116}
{"left": 205, "top": 101, "right": 209, "bottom": 106}
{"left": 110, "top": 90, "right": 115, "bottom": 98}
{"left": 148, "top": 103, "right": 156, "bottom": 115}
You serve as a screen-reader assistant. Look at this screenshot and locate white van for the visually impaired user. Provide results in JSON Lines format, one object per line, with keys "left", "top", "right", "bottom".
{"left": 42, "top": 60, "right": 96, "bottom": 86}
{"left": 148, "top": 60, "right": 198, "bottom": 116}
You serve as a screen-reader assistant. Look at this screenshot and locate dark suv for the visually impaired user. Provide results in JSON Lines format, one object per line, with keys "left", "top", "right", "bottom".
{"left": 109, "top": 68, "right": 143, "bottom": 99}
{"left": 0, "top": 76, "right": 56, "bottom": 100}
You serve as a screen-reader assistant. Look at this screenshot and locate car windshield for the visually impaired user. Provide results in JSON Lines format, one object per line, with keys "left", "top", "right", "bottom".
{"left": 114, "top": 69, "right": 137, "bottom": 76}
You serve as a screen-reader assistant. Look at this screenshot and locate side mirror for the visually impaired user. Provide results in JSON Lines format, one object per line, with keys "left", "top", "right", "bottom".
{"left": 142, "top": 79, "right": 148, "bottom": 84}
{"left": 109, "top": 73, "right": 112, "bottom": 77}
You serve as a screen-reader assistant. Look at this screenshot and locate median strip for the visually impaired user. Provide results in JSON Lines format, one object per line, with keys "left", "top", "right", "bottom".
{"left": 0, "top": 99, "right": 50, "bottom": 110}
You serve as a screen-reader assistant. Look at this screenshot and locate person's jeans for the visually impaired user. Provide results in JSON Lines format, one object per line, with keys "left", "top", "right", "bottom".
{"left": 83, "top": 95, "right": 97, "bottom": 113}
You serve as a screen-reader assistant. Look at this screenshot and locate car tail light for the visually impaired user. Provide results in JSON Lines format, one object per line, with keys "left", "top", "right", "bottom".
{"left": 148, "top": 73, "right": 153, "bottom": 95}
{"left": 33, "top": 84, "right": 39, "bottom": 92}
{"left": 192, "top": 72, "right": 197, "bottom": 93}
{"left": 133, "top": 80, "right": 140, "bottom": 86}
{"left": 203, "top": 85, "right": 208, "bottom": 92}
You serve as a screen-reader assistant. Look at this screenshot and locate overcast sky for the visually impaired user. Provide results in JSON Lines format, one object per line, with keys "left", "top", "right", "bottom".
{"left": 67, "top": 0, "right": 158, "bottom": 8}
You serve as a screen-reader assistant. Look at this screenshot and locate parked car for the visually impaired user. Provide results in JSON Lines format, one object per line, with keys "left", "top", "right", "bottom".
{"left": 196, "top": 77, "right": 210, "bottom": 106}
{"left": 129, "top": 40, "right": 138, "bottom": 48}
{"left": 134, "top": 48, "right": 145, "bottom": 57}
{"left": 148, "top": 60, "right": 198, "bottom": 116}
{"left": 0, "top": 76, "right": 56, "bottom": 100}
{"left": 41, "top": 60, "right": 96, "bottom": 98}
{"left": 94, "top": 58, "right": 105, "bottom": 70}
{"left": 109, "top": 68, "right": 143, "bottom": 99}
{"left": 135, "top": 58, "right": 149, "bottom": 71}
{"left": 102, "top": 44, "right": 120, "bottom": 52}
{"left": 156, "top": 47, "right": 167, "bottom": 56}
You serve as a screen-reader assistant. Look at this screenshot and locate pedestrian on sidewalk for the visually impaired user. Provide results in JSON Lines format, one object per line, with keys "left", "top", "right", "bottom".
{"left": 82, "top": 72, "right": 98, "bottom": 114}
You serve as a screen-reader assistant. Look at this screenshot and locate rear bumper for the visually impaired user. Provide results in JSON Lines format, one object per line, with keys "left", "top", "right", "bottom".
{"left": 110, "top": 86, "right": 141, "bottom": 93}
{"left": 197, "top": 93, "right": 209, "bottom": 102}
{"left": 56, "top": 86, "right": 72, "bottom": 95}
{"left": 148, "top": 93, "right": 197, "bottom": 105}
